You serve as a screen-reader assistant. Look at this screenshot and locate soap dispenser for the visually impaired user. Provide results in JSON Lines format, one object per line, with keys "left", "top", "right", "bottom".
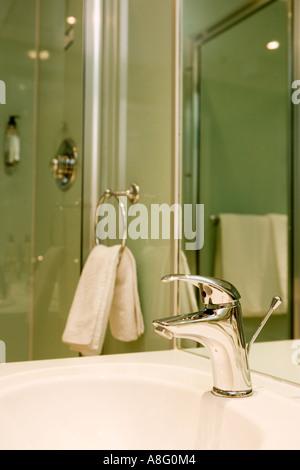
{"left": 4, "top": 116, "right": 20, "bottom": 167}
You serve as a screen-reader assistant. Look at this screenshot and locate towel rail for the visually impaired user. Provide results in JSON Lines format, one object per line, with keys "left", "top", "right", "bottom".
{"left": 95, "top": 183, "right": 139, "bottom": 247}
{"left": 210, "top": 214, "right": 220, "bottom": 225}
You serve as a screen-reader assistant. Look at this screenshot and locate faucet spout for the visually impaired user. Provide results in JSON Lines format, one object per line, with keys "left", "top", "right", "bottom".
{"left": 153, "top": 324, "right": 174, "bottom": 340}
{"left": 154, "top": 307, "right": 252, "bottom": 398}
{"left": 154, "top": 275, "right": 282, "bottom": 398}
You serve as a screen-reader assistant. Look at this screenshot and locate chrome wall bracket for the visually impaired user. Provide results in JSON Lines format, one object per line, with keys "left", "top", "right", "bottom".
{"left": 50, "top": 138, "right": 78, "bottom": 190}
{"left": 95, "top": 183, "right": 140, "bottom": 247}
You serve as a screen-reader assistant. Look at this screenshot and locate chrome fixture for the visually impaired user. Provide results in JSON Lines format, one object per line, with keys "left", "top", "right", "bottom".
{"left": 95, "top": 183, "right": 139, "bottom": 248}
{"left": 153, "top": 274, "right": 282, "bottom": 398}
{"left": 210, "top": 214, "right": 220, "bottom": 225}
{"left": 50, "top": 138, "right": 78, "bottom": 190}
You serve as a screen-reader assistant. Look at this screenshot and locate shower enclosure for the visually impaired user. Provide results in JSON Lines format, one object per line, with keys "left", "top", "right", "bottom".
{"left": 0, "top": 0, "right": 84, "bottom": 361}
{"left": 0, "top": 0, "right": 176, "bottom": 362}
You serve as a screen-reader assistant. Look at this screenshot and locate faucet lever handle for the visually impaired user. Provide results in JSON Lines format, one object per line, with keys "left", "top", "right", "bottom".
{"left": 162, "top": 274, "right": 240, "bottom": 307}
{"left": 246, "top": 296, "right": 282, "bottom": 354}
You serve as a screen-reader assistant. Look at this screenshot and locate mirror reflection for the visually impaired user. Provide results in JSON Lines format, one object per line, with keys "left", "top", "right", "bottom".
{"left": 0, "top": 0, "right": 174, "bottom": 363}
{"left": 181, "top": 0, "right": 299, "bottom": 382}
{"left": 0, "top": 0, "right": 84, "bottom": 361}
{"left": 0, "top": 0, "right": 299, "bottom": 388}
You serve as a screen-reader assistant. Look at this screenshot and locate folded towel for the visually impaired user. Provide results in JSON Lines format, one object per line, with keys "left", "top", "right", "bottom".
{"left": 214, "top": 213, "right": 285, "bottom": 317}
{"left": 62, "top": 244, "right": 144, "bottom": 355}
{"left": 62, "top": 245, "right": 121, "bottom": 355}
{"left": 109, "top": 247, "right": 144, "bottom": 341}
{"left": 268, "top": 213, "right": 288, "bottom": 311}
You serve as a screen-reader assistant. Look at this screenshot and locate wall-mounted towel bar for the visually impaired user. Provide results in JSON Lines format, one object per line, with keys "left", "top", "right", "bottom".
{"left": 210, "top": 214, "right": 219, "bottom": 225}
{"left": 94, "top": 183, "right": 139, "bottom": 247}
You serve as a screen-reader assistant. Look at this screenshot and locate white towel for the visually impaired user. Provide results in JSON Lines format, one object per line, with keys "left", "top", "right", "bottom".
{"left": 109, "top": 247, "right": 144, "bottom": 341}
{"left": 62, "top": 245, "right": 121, "bottom": 355}
{"left": 62, "top": 244, "right": 144, "bottom": 355}
{"left": 214, "top": 214, "right": 285, "bottom": 317}
{"left": 268, "top": 213, "right": 288, "bottom": 310}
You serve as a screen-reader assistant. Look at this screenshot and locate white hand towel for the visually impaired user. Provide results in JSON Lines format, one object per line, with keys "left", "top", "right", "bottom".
{"left": 268, "top": 213, "right": 288, "bottom": 312}
{"left": 214, "top": 213, "right": 282, "bottom": 317}
{"left": 109, "top": 246, "right": 144, "bottom": 341}
{"left": 62, "top": 244, "right": 121, "bottom": 355}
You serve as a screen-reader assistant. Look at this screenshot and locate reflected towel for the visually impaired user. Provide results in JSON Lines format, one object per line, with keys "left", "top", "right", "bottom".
{"left": 62, "top": 245, "right": 121, "bottom": 355}
{"left": 214, "top": 214, "right": 286, "bottom": 316}
{"left": 109, "top": 247, "right": 144, "bottom": 341}
{"left": 268, "top": 213, "right": 288, "bottom": 309}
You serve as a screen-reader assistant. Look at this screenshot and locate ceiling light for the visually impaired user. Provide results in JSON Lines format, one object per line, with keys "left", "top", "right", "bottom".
{"left": 266, "top": 41, "right": 280, "bottom": 50}
{"left": 27, "top": 50, "right": 37, "bottom": 59}
{"left": 66, "top": 16, "right": 77, "bottom": 25}
{"left": 39, "top": 50, "right": 50, "bottom": 60}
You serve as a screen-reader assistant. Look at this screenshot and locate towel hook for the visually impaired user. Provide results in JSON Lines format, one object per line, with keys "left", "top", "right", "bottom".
{"left": 95, "top": 183, "right": 139, "bottom": 248}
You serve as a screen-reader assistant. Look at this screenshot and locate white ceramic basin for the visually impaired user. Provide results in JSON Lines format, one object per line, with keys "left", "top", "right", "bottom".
{"left": 0, "top": 350, "right": 299, "bottom": 450}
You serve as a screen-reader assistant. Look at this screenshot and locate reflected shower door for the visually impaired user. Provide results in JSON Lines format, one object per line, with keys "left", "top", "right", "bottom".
{"left": 0, "top": 0, "right": 84, "bottom": 362}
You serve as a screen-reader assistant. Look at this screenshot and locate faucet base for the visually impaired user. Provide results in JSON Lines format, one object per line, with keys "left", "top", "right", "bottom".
{"left": 212, "top": 386, "right": 253, "bottom": 398}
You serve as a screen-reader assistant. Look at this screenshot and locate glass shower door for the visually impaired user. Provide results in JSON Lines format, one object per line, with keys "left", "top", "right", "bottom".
{"left": 0, "top": 0, "right": 84, "bottom": 362}
{"left": 31, "top": 0, "right": 84, "bottom": 360}
{"left": 0, "top": 0, "right": 36, "bottom": 361}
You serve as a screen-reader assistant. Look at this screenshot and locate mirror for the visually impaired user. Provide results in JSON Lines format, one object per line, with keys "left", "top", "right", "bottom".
{"left": 1, "top": 0, "right": 300, "bottom": 387}
{"left": 180, "top": 0, "right": 300, "bottom": 383}
{"left": 0, "top": 0, "right": 175, "bottom": 362}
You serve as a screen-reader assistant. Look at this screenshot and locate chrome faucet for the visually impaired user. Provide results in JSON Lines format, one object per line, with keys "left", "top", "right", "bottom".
{"left": 153, "top": 274, "right": 282, "bottom": 398}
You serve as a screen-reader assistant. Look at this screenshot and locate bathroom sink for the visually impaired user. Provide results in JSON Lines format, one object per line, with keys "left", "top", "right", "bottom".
{"left": 0, "top": 350, "right": 299, "bottom": 450}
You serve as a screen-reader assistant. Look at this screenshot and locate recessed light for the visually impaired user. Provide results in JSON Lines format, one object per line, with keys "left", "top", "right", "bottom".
{"left": 266, "top": 41, "right": 280, "bottom": 50}
{"left": 39, "top": 50, "right": 50, "bottom": 60}
{"left": 27, "top": 50, "right": 37, "bottom": 59}
{"left": 66, "top": 16, "right": 77, "bottom": 25}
